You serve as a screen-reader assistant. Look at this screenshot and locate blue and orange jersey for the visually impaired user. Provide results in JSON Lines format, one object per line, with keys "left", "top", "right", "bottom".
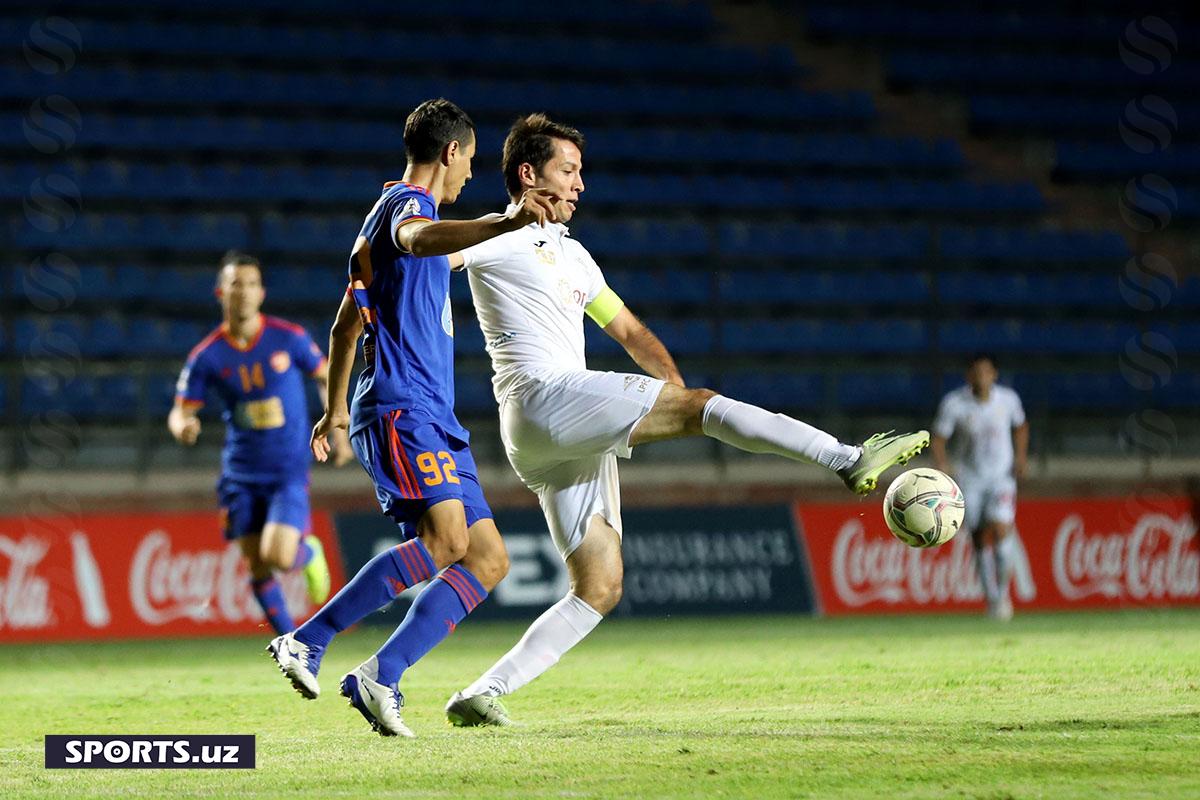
{"left": 175, "top": 315, "right": 327, "bottom": 484}
{"left": 346, "top": 181, "right": 467, "bottom": 440}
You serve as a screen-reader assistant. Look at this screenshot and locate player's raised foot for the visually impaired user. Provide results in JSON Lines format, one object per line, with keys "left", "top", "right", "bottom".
{"left": 266, "top": 632, "right": 323, "bottom": 700}
{"left": 302, "top": 535, "right": 331, "bottom": 604}
{"left": 839, "top": 430, "right": 931, "bottom": 496}
{"left": 340, "top": 666, "right": 414, "bottom": 738}
{"left": 445, "top": 691, "right": 513, "bottom": 728}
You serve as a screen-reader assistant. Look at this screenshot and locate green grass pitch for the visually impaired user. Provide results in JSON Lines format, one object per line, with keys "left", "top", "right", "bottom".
{"left": 2, "top": 610, "right": 1198, "bottom": 799}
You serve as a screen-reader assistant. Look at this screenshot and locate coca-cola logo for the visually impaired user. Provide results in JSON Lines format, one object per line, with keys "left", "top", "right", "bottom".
{"left": 0, "top": 535, "right": 54, "bottom": 630}
{"left": 829, "top": 520, "right": 1035, "bottom": 607}
{"left": 831, "top": 520, "right": 981, "bottom": 606}
{"left": 129, "top": 531, "right": 309, "bottom": 626}
{"left": 1052, "top": 512, "right": 1198, "bottom": 601}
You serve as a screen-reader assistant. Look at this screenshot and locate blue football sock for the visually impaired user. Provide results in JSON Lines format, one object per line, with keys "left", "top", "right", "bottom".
{"left": 295, "top": 539, "right": 436, "bottom": 651}
{"left": 251, "top": 576, "right": 294, "bottom": 635}
{"left": 373, "top": 564, "right": 487, "bottom": 686}
{"left": 291, "top": 537, "right": 314, "bottom": 570}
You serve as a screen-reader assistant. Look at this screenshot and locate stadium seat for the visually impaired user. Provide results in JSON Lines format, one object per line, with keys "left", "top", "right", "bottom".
{"left": 718, "top": 371, "right": 826, "bottom": 412}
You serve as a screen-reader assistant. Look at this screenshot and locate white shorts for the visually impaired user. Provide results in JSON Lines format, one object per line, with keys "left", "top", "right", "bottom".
{"left": 960, "top": 474, "right": 1017, "bottom": 533}
{"left": 499, "top": 369, "right": 666, "bottom": 559}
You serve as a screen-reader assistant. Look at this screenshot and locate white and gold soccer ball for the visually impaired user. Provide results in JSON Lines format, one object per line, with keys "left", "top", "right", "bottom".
{"left": 882, "top": 468, "right": 965, "bottom": 548}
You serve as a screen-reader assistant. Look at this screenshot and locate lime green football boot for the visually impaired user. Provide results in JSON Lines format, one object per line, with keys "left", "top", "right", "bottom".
{"left": 839, "top": 430, "right": 931, "bottom": 496}
{"left": 445, "top": 691, "right": 513, "bottom": 727}
{"left": 302, "top": 535, "right": 331, "bottom": 605}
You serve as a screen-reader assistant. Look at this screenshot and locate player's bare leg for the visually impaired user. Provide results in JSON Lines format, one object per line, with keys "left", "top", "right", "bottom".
{"left": 630, "top": 383, "right": 927, "bottom": 495}
{"left": 260, "top": 522, "right": 331, "bottom": 604}
{"left": 449, "top": 514, "right": 615, "bottom": 727}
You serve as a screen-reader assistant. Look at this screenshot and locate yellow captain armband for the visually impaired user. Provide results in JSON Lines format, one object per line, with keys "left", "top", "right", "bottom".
{"left": 585, "top": 287, "right": 625, "bottom": 327}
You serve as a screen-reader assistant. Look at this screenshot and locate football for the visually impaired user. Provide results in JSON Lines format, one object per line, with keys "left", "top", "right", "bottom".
{"left": 882, "top": 468, "right": 965, "bottom": 548}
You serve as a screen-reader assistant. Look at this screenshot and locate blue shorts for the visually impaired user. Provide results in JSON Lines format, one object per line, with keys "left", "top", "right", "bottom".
{"left": 217, "top": 477, "right": 311, "bottom": 541}
{"left": 351, "top": 409, "right": 492, "bottom": 538}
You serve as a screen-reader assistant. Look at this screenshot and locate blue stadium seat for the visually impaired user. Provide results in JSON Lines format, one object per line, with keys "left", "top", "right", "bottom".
{"left": 452, "top": 319, "right": 487, "bottom": 357}
{"left": 837, "top": 372, "right": 934, "bottom": 410}
{"left": 455, "top": 372, "right": 497, "bottom": 416}
{"left": 721, "top": 319, "right": 927, "bottom": 354}
{"left": 939, "top": 320, "right": 1137, "bottom": 354}
{"left": 938, "top": 272, "right": 1123, "bottom": 306}
{"left": 718, "top": 223, "right": 930, "bottom": 260}
{"left": 939, "top": 227, "right": 1129, "bottom": 262}
{"left": 718, "top": 371, "right": 825, "bottom": 411}
{"left": 718, "top": 270, "right": 929, "bottom": 305}
{"left": 147, "top": 372, "right": 181, "bottom": 416}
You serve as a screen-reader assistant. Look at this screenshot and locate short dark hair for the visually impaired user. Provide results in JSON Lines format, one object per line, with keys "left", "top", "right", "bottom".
{"left": 968, "top": 352, "right": 997, "bottom": 369}
{"left": 403, "top": 98, "right": 475, "bottom": 164}
{"left": 216, "top": 250, "right": 261, "bottom": 287}
{"left": 502, "top": 113, "right": 586, "bottom": 197}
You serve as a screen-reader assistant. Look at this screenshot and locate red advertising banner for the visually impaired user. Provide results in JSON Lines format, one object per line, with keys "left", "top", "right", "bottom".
{"left": 0, "top": 511, "right": 345, "bottom": 643}
{"left": 795, "top": 494, "right": 1199, "bottom": 615}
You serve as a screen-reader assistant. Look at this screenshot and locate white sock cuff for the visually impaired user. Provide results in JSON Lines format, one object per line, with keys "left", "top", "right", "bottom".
{"left": 700, "top": 393, "right": 733, "bottom": 435}
{"left": 560, "top": 592, "right": 604, "bottom": 634}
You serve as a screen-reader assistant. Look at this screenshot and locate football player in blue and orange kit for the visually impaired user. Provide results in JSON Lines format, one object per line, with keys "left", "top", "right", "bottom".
{"left": 169, "top": 251, "right": 352, "bottom": 635}
{"left": 266, "top": 98, "right": 558, "bottom": 737}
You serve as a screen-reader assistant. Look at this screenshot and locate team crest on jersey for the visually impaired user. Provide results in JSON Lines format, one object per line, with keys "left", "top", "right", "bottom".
{"left": 270, "top": 350, "right": 291, "bottom": 373}
{"left": 534, "top": 242, "right": 557, "bottom": 265}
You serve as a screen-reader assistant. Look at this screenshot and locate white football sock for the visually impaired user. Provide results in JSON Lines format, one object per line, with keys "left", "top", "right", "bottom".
{"left": 701, "top": 394, "right": 860, "bottom": 471}
{"left": 974, "top": 544, "right": 999, "bottom": 607}
{"left": 461, "top": 593, "right": 603, "bottom": 698}
{"left": 995, "top": 534, "right": 1017, "bottom": 597}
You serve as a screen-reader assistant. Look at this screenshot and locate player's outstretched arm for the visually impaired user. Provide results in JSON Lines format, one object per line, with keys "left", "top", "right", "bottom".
{"left": 602, "top": 306, "right": 685, "bottom": 387}
{"left": 396, "top": 188, "right": 559, "bottom": 257}
{"left": 167, "top": 399, "right": 202, "bottom": 446}
{"left": 312, "top": 291, "right": 362, "bottom": 463}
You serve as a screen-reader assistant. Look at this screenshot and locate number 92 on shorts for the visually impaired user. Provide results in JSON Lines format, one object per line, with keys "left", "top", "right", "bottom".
{"left": 349, "top": 409, "right": 492, "bottom": 533}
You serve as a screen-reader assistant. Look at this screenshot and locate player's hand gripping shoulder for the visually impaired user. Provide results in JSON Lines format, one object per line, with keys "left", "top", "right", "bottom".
{"left": 505, "top": 187, "right": 559, "bottom": 228}
{"left": 311, "top": 410, "right": 350, "bottom": 463}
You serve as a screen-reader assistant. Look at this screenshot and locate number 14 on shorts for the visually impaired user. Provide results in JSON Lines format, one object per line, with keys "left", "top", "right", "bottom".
{"left": 416, "top": 451, "right": 459, "bottom": 486}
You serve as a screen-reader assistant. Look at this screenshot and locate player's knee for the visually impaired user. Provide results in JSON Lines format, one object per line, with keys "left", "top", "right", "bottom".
{"left": 423, "top": 524, "right": 470, "bottom": 567}
{"left": 258, "top": 541, "right": 290, "bottom": 571}
{"left": 574, "top": 571, "right": 623, "bottom": 615}
{"left": 473, "top": 547, "right": 510, "bottom": 592}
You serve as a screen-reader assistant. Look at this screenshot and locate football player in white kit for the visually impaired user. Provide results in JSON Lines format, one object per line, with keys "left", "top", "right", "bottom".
{"left": 931, "top": 354, "right": 1029, "bottom": 620}
{"left": 443, "top": 114, "right": 930, "bottom": 726}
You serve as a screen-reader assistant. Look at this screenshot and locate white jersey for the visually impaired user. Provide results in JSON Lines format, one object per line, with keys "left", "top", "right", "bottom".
{"left": 933, "top": 385, "right": 1026, "bottom": 482}
{"left": 460, "top": 210, "right": 609, "bottom": 402}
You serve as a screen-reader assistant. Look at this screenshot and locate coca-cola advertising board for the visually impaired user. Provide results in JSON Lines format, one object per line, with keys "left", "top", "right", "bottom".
{"left": 795, "top": 495, "right": 1199, "bottom": 615}
{"left": 0, "top": 512, "right": 345, "bottom": 643}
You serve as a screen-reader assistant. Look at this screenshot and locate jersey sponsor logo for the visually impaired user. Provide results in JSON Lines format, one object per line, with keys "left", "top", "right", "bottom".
{"left": 487, "top": 331, "right": 516, "bottom": 348}
{"left": 234, "top": 397, "right": 285, "bottom": 430}
{"left": 270, "top": 351, "right": 291, "bottom": 374}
